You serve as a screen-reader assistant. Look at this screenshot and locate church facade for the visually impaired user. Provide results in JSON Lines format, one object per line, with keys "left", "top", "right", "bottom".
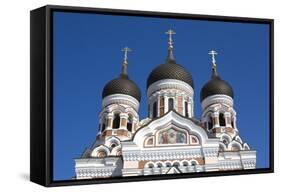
{"left": 74, "top": 30, "right": 256, "bottom": 179}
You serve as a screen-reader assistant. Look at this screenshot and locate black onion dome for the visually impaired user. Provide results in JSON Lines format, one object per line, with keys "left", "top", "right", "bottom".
{"left": 102, "top": 74, "right": 141, "bottom": 102}
{"left": 200, "top": 69, "right": 233, "bottom": 102}
{"left": 147, "top": 50, "right": 194, "bottom": 88}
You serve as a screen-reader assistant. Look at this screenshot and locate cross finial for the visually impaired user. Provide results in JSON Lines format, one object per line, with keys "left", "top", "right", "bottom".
{"left": 208, "top": 50, "right": 218, "bottom": 69}
{"left": 121, "top": 47, "right": 132, "bottom": 76}
{"left": 122, "top": 47, "right": 132, "bottom": 64}
{"left": 165, "top": 29, "right": 176, "bottom": 50}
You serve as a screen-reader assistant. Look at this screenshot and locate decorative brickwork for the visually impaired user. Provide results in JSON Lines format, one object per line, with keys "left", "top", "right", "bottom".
{"left": 159, "top": 96, "right": 165, "bottom": 116}
{"left": 121, "top": 118, "right": 127, "bottom": 127}
{"left": 177, "top": 96, "right": 183, "bottom": 115}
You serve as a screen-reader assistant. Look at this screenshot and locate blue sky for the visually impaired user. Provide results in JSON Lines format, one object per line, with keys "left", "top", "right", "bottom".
{"left": 53, "top": 11, "right": 270, "bottom": 181}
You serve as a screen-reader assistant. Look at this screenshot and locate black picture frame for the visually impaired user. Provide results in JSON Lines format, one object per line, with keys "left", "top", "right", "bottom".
{"left": 30, "top": 5, "right": 274, "bottom": 187}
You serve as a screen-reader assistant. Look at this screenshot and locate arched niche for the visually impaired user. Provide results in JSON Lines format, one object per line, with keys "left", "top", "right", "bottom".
{"left": 190, "top": 135, "right": 200, "bottom": 145}
{"left": 144, "top": 136, "right": 154, "bottom": 147}
{"left": 91, "top": 145, "right": 110, "bottom": 158}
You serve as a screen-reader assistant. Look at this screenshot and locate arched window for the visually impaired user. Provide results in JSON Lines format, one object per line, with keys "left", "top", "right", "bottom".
{"left": 110, "top": 142, "right": 117, "bottom": 148}
{"left": 184, "top": 101, "right": 188, "bottom": 117}
{"left": 168, "top": 98, "right": 174, "bottom": 111}
{"left": 112, "top": 113, "right": 120, "bottom": 129}
{"left": 182, "top": 161, "right": 188, "bottom": 167}
{"left": 191, "top": 161, "right": 197, "bottom": 166}
{"left": 222, "top": 135, "right": 230, "bottom": 145}
{"left": 102, "top": 123, "right": 106, "bottom": 132}
{"left": 101, "top": 117, "right": 106, "bottom": 132}
{"left": 157, "top": 163, "right": 163, "bottom": 168}
{"left": 152, "top": 102, "right": 157, "bottom": 118}
{"left": 231, "top": 118, "right": 234, "bottom": 128}
{"left": 166, "top": 162, "right": 172, "bottom": 167}
{"left": 208, "top": 116, "right": 213, "bottom": 130}
{"left": 127, "top": 115, "right": 133, "bottom": 132}
{"left": 173, "top": 162, "right": 180, "bottom": 167}
{"left": 219, "top": 113, "right": 226, "bottom": 126}
{"left": 148, "top": 163, "right": 154, "bottom": 168}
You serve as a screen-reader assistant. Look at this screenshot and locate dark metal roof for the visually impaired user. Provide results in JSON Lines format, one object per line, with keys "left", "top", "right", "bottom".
{"left": 102, "top": 74, "right": 141, "bottom": 102}
{"left": 200, "top": 71, "right": 233, "bottom": 102}
{"left": 146, "top": 50, "right": 194, "bottom": 89}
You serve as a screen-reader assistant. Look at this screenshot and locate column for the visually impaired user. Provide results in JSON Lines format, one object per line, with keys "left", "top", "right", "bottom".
{"left": 177, "top": 95, "right": 183, "bottom": 115}
{"left": 106, "top": 114, "right": 113, "bottom": 130}
{"left": 132, "top": 117, "right": 138, "bottom": 133}
{"left": 213, "top": 112, "right": 220, "bottom": 128}
{"left": 119, "top": 113, "right": 128, "bottom": 130}
{"left": 159, "top": 96, "right": 165, "bottom": 116}
{"left": 188, "top": 101, "right": 192, "bottom": 118}
{"left": 224, "top": 112, "right": 231, "bottom": 128}
{"left": 164, "top": 94, "right": 168, "bottom": 113}
{"left": 233, "top": 115, "right": 238, "bottom": 130}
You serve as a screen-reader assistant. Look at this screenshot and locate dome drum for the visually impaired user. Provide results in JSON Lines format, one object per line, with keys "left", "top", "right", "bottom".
{"left": 102, "top": 93, "right": 140, "bottom": 111}
{"left": 147, "top": 79, "right": 194, "bottom": 98}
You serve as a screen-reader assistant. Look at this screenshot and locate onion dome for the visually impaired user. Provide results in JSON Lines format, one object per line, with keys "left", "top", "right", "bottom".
{"left": 102, "top": 47, "right": 141, "bottom": 102}
{"left": 200, "top": 50, "right": 233, "bottom": 102}
{"left": 147, "top": 29, "right": 194, "bottom": 89}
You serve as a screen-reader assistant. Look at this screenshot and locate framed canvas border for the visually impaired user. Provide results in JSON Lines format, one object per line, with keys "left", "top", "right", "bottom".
{"left": 30, "top": 5, "right": 274, "bottom": 187}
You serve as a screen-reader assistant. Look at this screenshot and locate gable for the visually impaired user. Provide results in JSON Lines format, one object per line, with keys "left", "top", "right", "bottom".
{"left": 132, "top": 111, "right": 218, "bottom": 148}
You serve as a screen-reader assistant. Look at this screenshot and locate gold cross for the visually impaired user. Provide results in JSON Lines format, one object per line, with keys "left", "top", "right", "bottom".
{"left": 208, "top": 50, "right": 218, "bottom": 69}
{"left": 121, "top": 47, "right": 132, "bottom": 64}
{"left": 165, "top": 29, "right": 176, "bottom": 49}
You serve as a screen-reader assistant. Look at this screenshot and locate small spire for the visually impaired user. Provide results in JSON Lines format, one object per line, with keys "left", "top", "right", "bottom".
{"left": 165, "top": 29, "right": 176, "bottom": 62}
{"left": 121, "top": 47, "right": 131, "bottom": 76}
{"left": 208, "top": 50, "right": 218, "bottom": 77}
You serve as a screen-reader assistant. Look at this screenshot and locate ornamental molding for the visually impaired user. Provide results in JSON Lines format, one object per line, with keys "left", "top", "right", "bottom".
{"left": 122, "top": 148, "right": 203, "bottom": 161}
{"left": 147, "top": 79, "right": 194, "bottom": 98}
{"left": 149, "top": 90, "right": 193, "bottom": 102}
{"left": 140, "top": 165, "right": 205, "bottom": 175}
{"left": 241, "top": 160, "right": 256, "bottom": 169}
{"left": 128, "top": 111, "right": 219, "bottom": 148}
{"left": 99, "top": 103, "right": 139, "bottom": 121}
{"left": 75, "top": 157, "right": 123, "bottom": 178}
{"left": 102, "top": 94, "right": 140, "bottom": 111}
{"left": 219, "top": 160, "right": 243, "bottom": 170}
{"left": 76, "top": 167, "right": 116, "bottom": 178}
{"left": 201, "top": 94, "right": 233, "bottom": 111}
{"left": 218, "top": 150, "right": 256, "bottom": 170}
{"left": 202, "top": 148, "right": 219, "bottom": 157}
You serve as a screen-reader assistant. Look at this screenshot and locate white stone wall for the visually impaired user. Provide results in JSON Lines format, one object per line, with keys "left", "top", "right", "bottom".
{"left": 75, "top": 93, "right": 257, "bottom": 179}
{"left": 75, "top": 157, "right": 123, "bottom": 179}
